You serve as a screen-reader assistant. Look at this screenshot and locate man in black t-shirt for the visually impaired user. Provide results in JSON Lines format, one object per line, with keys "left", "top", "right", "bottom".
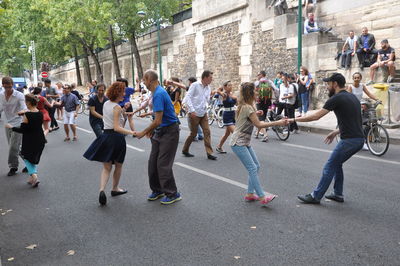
{"left": 288, "top": 73, "right": 364, "bottom": 204}
{"left": 88, "top": 84, "right": 108, "bottom": 137}
{"left": 368, "top": 39, "right": 396, "bottom": 84}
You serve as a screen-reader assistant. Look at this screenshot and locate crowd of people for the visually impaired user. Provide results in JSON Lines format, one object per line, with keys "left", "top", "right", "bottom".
{"left": 1, "top": 59, "right": 376, "bottom": 208}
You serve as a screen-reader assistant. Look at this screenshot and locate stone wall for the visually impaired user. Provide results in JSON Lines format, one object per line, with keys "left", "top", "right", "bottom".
{"left": 203, "top": 21, "right": 242, "bottom": 89}
{"left": 169, "top": 34, "right": 197, "bottom": 81}
{"left": 250, "top": 21, "right": 297, "bottom": 80}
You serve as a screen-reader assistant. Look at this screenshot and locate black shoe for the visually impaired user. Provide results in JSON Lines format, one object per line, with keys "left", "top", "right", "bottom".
{"left": 207, "top": 154, "right": 217, "bottom": 160}
{"left": 99, "top": 191, "right": 107, "bottom": 205}
{"left": 111, "top": 190, "right": 128, "bottom": 197}
{"left": 182, "top": 151, "right": 194, "bottom": 157}
{"left": 298, "top": 194, "right": 320, "bottom": 204}
{"left": 198, "top": 136, "right": 204, "bottom": 141}
{"left": 325, "top": 193, "right": 344, "bottom": 203}
{"left": 7, "top": 168, "right": 18, "bottom": 176}
{"left": 359, "top": 64, "right": 364, "bottom": 71}
{"left": 22, "top": 167, "right": 28, "bottom": 173}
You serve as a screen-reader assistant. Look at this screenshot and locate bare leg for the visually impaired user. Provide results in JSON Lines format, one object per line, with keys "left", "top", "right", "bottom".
{"left": 112, "top": 163, "right": 123, "bottom": 191}
{"left": 388, "top": 61, "right": 396, "bottom": 77}
{"left": 127, "top": 116, "right": 135, "bottom": 131}
{"left": 43, "top": 121, "right": 50, "bottom": 136}
{"left": 217, "top": 125, "right": 234, "bottom": 149}
{"left": 64, "top": 124, "right": 70, "bottom": 138}
{"left": 370, "top": 63, "right": 378, "bottom": 81}
{"left": 100, "top": 162, "right": 112, "bottom": 191}
{"left": 70, "top": 125, "right": 77, "bottom": 138}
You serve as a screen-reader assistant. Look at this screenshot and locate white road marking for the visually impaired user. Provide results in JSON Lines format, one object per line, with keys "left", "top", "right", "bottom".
{"left": 56, "top": 120, "right": 93, "bottom": 133}
{"left": 127, "top": 144, "right": 145, "bottom": 152}
{"left": 282, "top": 143, "right": 400, "bottom": 166}
{"left": 174, "top": 162, "right": 275, "bottom": 196}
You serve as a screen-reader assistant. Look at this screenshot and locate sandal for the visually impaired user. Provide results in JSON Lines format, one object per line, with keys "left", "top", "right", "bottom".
{"left": 64, "top": 137, "right": 71, "bottom": 142}
{"left": 216, "top": 147, "right": 227, "bottom": 154}
{"left": 31, "top": 178, "right": 40, "bottom": 188}
{"left": 72, "top": 136, "right": 78, "bottom": 141}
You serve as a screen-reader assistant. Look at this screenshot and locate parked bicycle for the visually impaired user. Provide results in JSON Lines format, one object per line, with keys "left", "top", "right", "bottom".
{"left": 207, "top": 98, "right": 224, "bottom": 128}
{"left": 266, "top": 104, "right": 290, "bottom": 141}
{"left": 362, "top": 99, "right": 389, "bottom": 156}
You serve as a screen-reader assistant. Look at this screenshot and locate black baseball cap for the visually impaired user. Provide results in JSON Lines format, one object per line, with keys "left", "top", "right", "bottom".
{"left": 323, "top": 73, "right": 346, "bottom": 87}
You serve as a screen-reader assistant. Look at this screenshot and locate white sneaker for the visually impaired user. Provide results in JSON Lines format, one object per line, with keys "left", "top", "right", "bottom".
{"left": 366, "top": 80, "right": 374, "bottom": 86}
{"left": 362, "top": 144, "right": 369, "bottom": 151}
{"left": 387, "top": 76, "right": 394, "bottom": 83}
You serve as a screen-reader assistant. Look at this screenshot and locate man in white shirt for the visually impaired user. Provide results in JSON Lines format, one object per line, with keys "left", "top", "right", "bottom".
{"left": 0, "top": 77, "right": 27, "bottom": 176}
{"left": 182, "top": 71, "right": 217, "bottom": 160}
{"left": 340, "top": 30, "right": 358, "bottom": 69}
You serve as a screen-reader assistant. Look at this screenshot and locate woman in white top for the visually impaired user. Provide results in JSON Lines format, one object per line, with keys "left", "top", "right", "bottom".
{"left": 84, "top": 82, "right": 135, "bottom": 206}
{"left": 347, "top": 72, "right": 378, "bottom": 102}
{"left": 277, "top": 73, "right": 299, "bottom": 132}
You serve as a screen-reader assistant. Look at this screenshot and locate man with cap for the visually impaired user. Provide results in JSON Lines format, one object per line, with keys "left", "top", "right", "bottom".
{"left": 287, "top": 73, "right": 364, "bottom": 204}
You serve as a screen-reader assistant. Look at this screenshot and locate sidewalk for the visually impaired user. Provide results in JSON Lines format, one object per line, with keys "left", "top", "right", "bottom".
{"left": 296, "top": 110, "right": 400, "bottom": 145}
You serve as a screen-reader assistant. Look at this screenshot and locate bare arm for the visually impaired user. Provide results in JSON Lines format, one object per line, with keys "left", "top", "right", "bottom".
{"left": 112, "top": 105, "right": 134, "bottom": 135}
{"left": 299, "top": 76, "right": 309, "bottom": 86}
{"left": 169, "top": 80, "right": 186, "bottom": 90}
{"left": 249, "top": 112, "right": 286, "bottom": 129}
{"left": 290, "top": 108, "right": 330, "bottom": 123}
{"left": 347, "top": 85, "right": 353, "bottom": 93}
{"left": 134, "top": 111, "right": 163, "bottom": 139}
{"left": 363, "top": 85, "right": 378, "bottom": 101}
{"left": 89, "top": 106, "right": 103, "bottom": 119}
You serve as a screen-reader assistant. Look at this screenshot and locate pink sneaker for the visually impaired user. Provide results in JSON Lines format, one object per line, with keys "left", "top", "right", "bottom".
{"left": 260, "top": 195, "right": 277, "bottom": 205}
{"left": 244, "top": 194, "right": 259, "bottom": 202}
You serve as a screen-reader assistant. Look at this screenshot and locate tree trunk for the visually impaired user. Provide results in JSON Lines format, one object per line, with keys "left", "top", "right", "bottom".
{"left": 130, "top": 31, "right": 143, "bottom": 80}
{"left": 109, "top": 25, "right": 121, "bottom": 79}
{"left": 88, "top": 46, "right": 103, "bottom": 83}
{"left": 73, "top": 44, "right": 82, "bottom": 86}
{"left": 82, "top": 44, "right": 92, "bottom": 83}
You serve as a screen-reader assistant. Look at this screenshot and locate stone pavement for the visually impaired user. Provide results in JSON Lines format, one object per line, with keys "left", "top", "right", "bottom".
{"left": 296, "top": 110, "right": 400, "bottom": 144}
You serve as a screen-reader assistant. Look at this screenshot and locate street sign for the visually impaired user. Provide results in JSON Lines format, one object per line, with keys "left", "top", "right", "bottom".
{"left": 41, "top": 72, "right": 48, "bottom": 78}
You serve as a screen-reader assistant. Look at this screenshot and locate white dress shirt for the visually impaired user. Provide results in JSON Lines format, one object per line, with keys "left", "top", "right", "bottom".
{"left": 0, "top": 89, "right": 27, "bottom": 126}
{"left": 184, "top": 81, "right": 211, "bottom": 117}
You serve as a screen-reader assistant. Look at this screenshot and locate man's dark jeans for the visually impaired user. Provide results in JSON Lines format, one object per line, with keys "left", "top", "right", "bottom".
{"left": 49, "top": 106, "right": 58, "bottom": 128}
{"left": 341, "top": 49, "right": 354, "bottom": 68}
{"left": 90, "top": 120, "right": 104, "bottom": 137}
{"left": 312, "top": 138, "right": 364, "bottom": 200}
{"left": 148, "top": 123, "right": 179, "bottom": 197}
{"left": 357, "top": 48, "right": 378, "bottom": 67}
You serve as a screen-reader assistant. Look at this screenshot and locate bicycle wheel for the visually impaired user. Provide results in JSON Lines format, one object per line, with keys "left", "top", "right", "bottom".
{"left": 207, "top": 107, "right": 214, "bottom": 125}
{"left": 366, "top": 124, "right": 389, "bottom": 156}
{"left": 273, "top": 115, "right": 290, "bottom": 141}
{"left": 83, "top": 102, "right": 90, "bottom": 115}
{"left": 217, "top": 108, "right": 224, "bottom": 128}
{"left": 77, "top": 101, "right": 84, "bottom": 114}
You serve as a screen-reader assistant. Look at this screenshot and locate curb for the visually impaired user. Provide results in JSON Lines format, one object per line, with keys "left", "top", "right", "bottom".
{"left": 298, "top": 125, "right": 400, "bottom": 145}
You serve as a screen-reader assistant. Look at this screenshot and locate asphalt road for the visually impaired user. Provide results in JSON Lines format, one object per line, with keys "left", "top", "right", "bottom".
{"left": 0, "top": 112, "right": 399, "bottom": 266}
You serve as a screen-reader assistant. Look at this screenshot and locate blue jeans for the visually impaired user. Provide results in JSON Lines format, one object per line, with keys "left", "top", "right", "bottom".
{"left": 231, "top": 145, "right": 265, "bottom": 197}
{"left": 24, "top": 159, "right": 38, "bottom": 175}
{"left": 299, "top": 91, "right": 309, "bottom": 114}
{"left": 312, "top": 138, "right": 364, "bottom": 200}
{"left": 90, "top": 120, "right": 104, "bottom": 137}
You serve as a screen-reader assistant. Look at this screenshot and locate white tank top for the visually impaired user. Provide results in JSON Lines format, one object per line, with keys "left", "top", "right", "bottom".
{"left": 351, "top": 84, "right": 364, "bottom": 101}
{"left": 102, "top": 100, "right": 124, "bottom": 130}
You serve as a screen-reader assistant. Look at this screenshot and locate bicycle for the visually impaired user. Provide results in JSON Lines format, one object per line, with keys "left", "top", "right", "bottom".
{"left": 362, "top": 100, "right": 389, "bottom": 156}
{"left": 266, "top": 104, "right": 290, "bottom": 141}
{"left": 207, "top": 98, "right": 224, "bottom": 128}
{"left": 77, "top": 95, "right": 90, "bottom": 115}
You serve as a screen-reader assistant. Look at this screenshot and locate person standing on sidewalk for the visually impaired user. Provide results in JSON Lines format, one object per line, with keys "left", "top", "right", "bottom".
{"left": 134, "top": 70, "right": 181, "bottom": 205}
{"left": 182, "top": 70, "right": 217, "bottom": 160}
{"left": 0, "top": 77, "right": 27, "bottom": 176}
{"left": 84, "top": 82, "right": 134, "bottom": 205}
{"left": 88, "top": 84, "right": 108, "bottom": 137}
{"left": 230, "top": 82, "right": 285, "bottom": 205}
{"left": 291, "top": 73, "right": 364, "bottom": 204}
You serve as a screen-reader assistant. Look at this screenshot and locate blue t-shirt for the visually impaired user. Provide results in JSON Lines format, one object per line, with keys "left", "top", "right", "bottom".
{"left": 152, "top": 85, "right": 178, "bottom": 127}
{"left": 119, "top": 87, "right": 135, "bottom": 107}
{"left": 363, "top": 36, "right": 369, "bottom": 49}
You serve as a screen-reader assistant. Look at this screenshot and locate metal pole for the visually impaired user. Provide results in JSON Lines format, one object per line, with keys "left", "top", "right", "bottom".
{"left": 297, "top": 0, "right": 302, "bottom": 73}
{"left": 130, "top": 41, "right": 135, "bottom": 87}
{"left": 157, "top": 17, "right": 162, "bottom": 84}
{"left": 31, "top": 40, "right": 38, "bottom": 85}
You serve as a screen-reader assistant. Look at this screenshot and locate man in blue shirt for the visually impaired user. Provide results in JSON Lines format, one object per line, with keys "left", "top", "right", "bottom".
{"left": 134, "top": 70, "right": 181, "bottom": 205}
{"left": 356, "top": 27, "right": 378, "bottom": 70}
{"left": 117, "top": 78, "right": 136, "bottom": 132}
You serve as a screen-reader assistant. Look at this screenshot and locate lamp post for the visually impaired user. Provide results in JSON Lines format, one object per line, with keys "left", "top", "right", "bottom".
{"left": 137, "top": 10, "right": 162, "bottom": 83}
{"left": 297, "top": 0, "right": 302, "bottom": 74}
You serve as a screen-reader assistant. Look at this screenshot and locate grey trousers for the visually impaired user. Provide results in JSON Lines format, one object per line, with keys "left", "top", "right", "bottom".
{"left": 148, "top": 123, "right": 180, "bottom": 197}
{"left": 5, "top": 127, "right": 22, "bottom": 169}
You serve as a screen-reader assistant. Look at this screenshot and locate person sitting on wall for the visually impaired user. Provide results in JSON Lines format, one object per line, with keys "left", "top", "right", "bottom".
{"left": 268, "top": 0, "right": 288, "bottom": 16}
{"left": 304, "top": 13, "right": 332, "bottom": 35}
{"left": 356, "top": 27, "right": 378, "bottom": 70}
{"left": 340, "top": 30, "right": 358, "bottom": 70}
{"left": 367, "top": 39, "right": 396, "bottom": 85}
